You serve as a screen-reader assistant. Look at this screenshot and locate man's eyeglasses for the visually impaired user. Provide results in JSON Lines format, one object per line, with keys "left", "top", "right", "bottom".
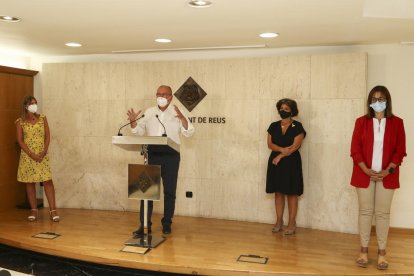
{"left": 371, "top": 97, "right": 386, "bottom": 103}
{"left": 156, "top": 93, "right": 172, "bottom": 97}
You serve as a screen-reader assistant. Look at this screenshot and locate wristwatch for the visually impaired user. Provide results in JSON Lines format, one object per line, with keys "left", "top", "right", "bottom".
{"left": 388, "top": 167, "right": 395, "bottom": 174}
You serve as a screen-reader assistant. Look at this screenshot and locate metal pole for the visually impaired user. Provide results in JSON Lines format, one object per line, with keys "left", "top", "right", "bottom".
{"left": 142, "top": 144, "right": 149, "bottom": 236}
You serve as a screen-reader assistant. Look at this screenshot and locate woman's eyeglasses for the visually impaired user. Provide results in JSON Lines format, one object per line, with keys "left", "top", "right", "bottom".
{"left": 371, "top": 97, "right": 386, "bottom": 103}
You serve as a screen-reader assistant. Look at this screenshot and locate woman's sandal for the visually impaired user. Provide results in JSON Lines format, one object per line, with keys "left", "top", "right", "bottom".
{"left": 356, "top": 252, "right": 368, "bottom": 268}
{"left": 284, "top": 227, "right": 296, "bottom": 235}
{"left": 272, "top": 221, "right": 283, "bottom": 233}
{"left": 27, "top": 209, "right": 38, "bottom": 222}
{"left": 49, "top": 210, "right": 60, "bottom": 222}
{"left": 377, "top": 254, "right": 389, "bottom": 270}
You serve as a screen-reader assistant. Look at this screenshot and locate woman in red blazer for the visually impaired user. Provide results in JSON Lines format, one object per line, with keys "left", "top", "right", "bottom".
{"left": 350, "top": 85, "right": 406, "bottom": 270}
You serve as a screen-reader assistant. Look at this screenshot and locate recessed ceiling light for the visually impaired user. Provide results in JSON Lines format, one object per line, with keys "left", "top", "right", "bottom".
{"left": 259, "top": 32, "right": 279, "bottom": 38}
{"left": 188, "top": 0, "right": 212, "bottom": 8}
{"left": 0, "top": 15, "right": 21, "bottom": 22}
{"left": 65, "top": 42, "right": 82, "bottom": 47}
{"left": 155, "top": 38, "right": 172, "bottom": 43}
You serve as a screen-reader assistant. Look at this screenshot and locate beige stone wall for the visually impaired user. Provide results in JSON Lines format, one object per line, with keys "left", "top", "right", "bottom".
{"left": 42, "top": 52, "right": 366, "bottom": 233}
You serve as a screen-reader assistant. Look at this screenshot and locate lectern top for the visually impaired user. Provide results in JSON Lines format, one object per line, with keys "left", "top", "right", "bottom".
{"left": 112, "top": 136, "right": 180, "bottom": 152}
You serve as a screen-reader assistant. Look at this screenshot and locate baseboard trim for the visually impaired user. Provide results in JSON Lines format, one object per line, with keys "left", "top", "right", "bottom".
{"left": 372, "top": 226, "right": 414, "bottom": 235}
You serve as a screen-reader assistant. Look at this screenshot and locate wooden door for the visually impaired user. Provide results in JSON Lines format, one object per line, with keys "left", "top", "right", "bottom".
{"left": 0, "top": 65, "right": 38, "bottom": 211}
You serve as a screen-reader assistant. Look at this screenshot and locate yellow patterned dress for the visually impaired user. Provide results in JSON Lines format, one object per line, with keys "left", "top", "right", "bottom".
{"left": 16, "top": 115, "right": 52, "bottom": 183}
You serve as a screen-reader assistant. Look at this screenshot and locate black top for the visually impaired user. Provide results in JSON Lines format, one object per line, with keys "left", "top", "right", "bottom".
{"left": 266, "top": 120, "right": 306, "bottom": 195}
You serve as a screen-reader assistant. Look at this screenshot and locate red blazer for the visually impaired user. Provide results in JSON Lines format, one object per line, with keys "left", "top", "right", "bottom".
{"left": 350, "top": 115, "right": 406, "bottom": 189}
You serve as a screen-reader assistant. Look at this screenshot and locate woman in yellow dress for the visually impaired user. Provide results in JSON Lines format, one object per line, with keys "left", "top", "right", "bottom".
{"left": 16, "top": 96, "right": 59, "bottom": 222}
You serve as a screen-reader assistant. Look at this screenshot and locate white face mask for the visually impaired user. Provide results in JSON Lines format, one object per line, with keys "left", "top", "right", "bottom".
{"left": 157, "top": 97, "right": 169, "bottom": 108}
{"left": 27, "top": 104, "right": 38, "bottom": 113}
{"left": 370, "top": 101, "right": 386, "bottom": 113}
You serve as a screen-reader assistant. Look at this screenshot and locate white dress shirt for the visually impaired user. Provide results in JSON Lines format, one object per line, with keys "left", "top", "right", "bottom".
{"left": 371, "top": 118, "right": 386, "bottom": 172}
{"left": 131, "top": 105, "right": 195, "bottom": 144}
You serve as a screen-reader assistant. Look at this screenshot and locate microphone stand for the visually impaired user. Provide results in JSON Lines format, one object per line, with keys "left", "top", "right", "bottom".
{"left": 117, "top": 114, "right": 145, "bottom": 136}
{"left": 155, "top": 114, "right": 167, "bottom": 137}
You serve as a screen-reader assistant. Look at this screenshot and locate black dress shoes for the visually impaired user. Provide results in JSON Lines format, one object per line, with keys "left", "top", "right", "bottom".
{"left": 133, "top": 226, "right": 152, "bottom": 236}
{"left": 162, "top": 224, "right": 171, "bottom": 234}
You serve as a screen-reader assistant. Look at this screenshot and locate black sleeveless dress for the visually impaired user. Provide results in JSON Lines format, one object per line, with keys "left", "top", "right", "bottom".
{"left": 266, "top": 120, "right": 306, "bottom": 195}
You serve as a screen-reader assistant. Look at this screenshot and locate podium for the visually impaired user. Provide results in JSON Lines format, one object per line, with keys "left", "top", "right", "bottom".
{"left": 112, "top": 136, "right": 180, "bottom": 248}
{"left": 112, "top": 136, "right": 180, "bottom": 153}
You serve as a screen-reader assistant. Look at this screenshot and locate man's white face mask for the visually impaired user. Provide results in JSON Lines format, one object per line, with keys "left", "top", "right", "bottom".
{"left": 157, "top": 97, "right": 169, "bottom": 108}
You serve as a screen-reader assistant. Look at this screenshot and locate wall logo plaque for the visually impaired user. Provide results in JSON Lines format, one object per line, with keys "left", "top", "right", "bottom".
{"left": 174, "top": 77, "right": 207, "bottom": 112}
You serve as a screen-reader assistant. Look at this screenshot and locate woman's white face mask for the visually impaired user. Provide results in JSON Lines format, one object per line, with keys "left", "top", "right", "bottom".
{"left": 369, "top": 101, "right": 386, "bottom": 113}
{"left": 27, "top": 104, "right": 38, "bottom": 113}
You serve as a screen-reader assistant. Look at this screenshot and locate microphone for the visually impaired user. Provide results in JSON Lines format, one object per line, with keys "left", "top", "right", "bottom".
{"left": 155, "top": 114, "right": 167, "bottom": 137}
{"left": 117, "top": 114, "right": 145, "bottom": 136}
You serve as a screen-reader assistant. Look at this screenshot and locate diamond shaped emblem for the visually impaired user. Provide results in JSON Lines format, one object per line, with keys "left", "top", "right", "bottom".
{"left": 174, "top": 77, "right": 207, "bottom": 112}
{"left": 133, "top": 171, "right": 154, "bottom": 193}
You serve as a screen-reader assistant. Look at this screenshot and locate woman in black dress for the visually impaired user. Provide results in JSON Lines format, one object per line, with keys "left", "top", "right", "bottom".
{"left": 266, "top": 98, "right": 306, "bottom": 235}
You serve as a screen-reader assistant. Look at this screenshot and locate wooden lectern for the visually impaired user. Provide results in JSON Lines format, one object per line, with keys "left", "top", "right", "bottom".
{"left": 112, "top": 135, "right": 180, "bottom": 248}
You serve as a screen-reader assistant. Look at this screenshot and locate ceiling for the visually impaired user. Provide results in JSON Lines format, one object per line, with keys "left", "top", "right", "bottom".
{"left": 1, "top": 0, "right": 414, "bottom": 57}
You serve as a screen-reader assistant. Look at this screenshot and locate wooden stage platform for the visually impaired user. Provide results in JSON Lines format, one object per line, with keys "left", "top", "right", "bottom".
{"left": 0, "top": 208, "right": 413, "bottom": 275}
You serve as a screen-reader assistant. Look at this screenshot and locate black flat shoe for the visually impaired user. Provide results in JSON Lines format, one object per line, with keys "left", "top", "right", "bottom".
{"left": 162, "top": 225, "right": 171, "bottom": 234}
{"left": 133, "top": 226, "right": 152, "bottom": 236}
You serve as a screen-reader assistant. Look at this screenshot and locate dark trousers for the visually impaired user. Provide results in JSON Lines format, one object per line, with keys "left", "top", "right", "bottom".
{"left": 140, "top": 151, "right": 180, "bottom": 227}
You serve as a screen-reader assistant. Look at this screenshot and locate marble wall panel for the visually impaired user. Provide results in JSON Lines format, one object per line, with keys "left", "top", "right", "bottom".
{"left": 311, "top": 53, "right": 367, "bottom": 99}
{"left": 309, "top": 99, "right": 365, "bottom": 145}
{"left": 50, "top": 136, "right": 128, "bottom": 177}
{"left": 307, "top": 99, "right": 365, "bottom": 233}
{"left": 42, "top": 99, "right": 90, "bottom": 137}
{"left": 53, "top": 172, "right": 128, "bottom": 210}
{"left": 41, "top": 63, "right": 68, "bottom": 100}
{"left": 307, "top": 143, "right": 358, "bottom": 233}
{"left": 210, "top": 138, "right": 260, "bottom": 182}
{"left": 125, "top": 62, "right": 153, "bottom": 101}
{"left": 178, "top": 138, "right": 212, "bottom": 179}
{"left": 43, "top": 63, "right": 87, "bottom": 101}
{"left": 41, "top": 52, "right": 367, "bottom": 234}
{"left": 194, "top": 178, "right": 259, "bottom": 221}
{"left": 174, "top": 177, "right": 203, "bottom": 217}
{"left": 83, "top": 63, "right": 126, "bottom": 100}
{"left": 87, "top": 99, "right": 127, "bottom": 137}
{"left": 260, "top": 55, "right": 311, "bottom": 100}
{"left": 43, "top": 99, "right": 127, "bottom": 138}
{"left": 222, "top": 58, "right": 261, "bottom": 99}
{"left": 49, "top": 136, "right": 86, "bottom": 174}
